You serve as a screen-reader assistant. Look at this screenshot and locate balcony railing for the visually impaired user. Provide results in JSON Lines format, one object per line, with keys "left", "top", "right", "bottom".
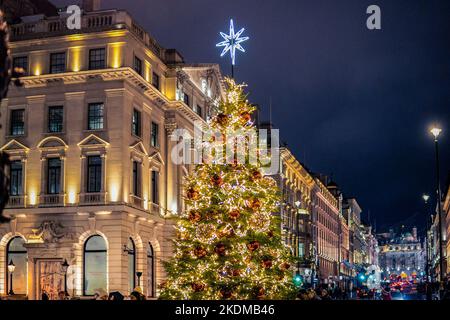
{"left": 79, "top": 192, "right": 106, "bottom": 205}
{"left": 129, "top": 194, "right": 143, "bottom": 209}
{"left": 10, "top": 10, "right": 164, "bottom": 60}
{"left": 150, "top": 203, "right": 160, "bottom": 215}
{"left": 7, "top": 195, "right": 26, "bottom": 208}
{"left": 40, "top": 194, "right": 65, "bottom": 206}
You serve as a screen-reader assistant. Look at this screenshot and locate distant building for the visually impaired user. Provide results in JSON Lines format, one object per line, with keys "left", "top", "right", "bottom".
{"left": 377, "top": 227, "right": 425, "bottom": 282}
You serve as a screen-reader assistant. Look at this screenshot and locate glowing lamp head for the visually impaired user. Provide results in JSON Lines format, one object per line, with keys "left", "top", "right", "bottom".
{"left": 294, "top": 200, "right": 301, "bottom": 208}
{"left": 293, "top": 274, "right": 303, "bottom": 287}
{"left": 422, "top": 194, "right": 430, "bottom": 203}
{"left": 61, "top": 259, "right": 69, "bottom": 273}
{"left": 430, "top": 127, "right": 442, "bottom": 139}
{"left": 8, "top": 260, "right": 15, "bottom": 273}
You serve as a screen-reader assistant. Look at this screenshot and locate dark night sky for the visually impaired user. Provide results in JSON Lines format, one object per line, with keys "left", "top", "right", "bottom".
{"left": 55, "top": 0, "right": 450, "bottom": 233}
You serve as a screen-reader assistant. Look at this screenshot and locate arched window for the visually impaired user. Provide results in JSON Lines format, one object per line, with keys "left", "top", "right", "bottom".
{"left": 128, "top": 238, "right": 136, "bottom": 292}
{"left": 147, "top": 243, "right": 155, "bottom": 297}
{"left": 6, "top": 236, "right": 27, "bottom": 294}
{"left": 83, "top": 235, "right": 107, "bottom": 296}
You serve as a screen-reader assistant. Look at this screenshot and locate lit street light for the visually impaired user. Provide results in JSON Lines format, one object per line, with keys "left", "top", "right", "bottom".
{"left": 8, "top": 260, "right": 15, "bottom": 295}
{"left": 429, "top": 126, "right": 445, "bottom": 284}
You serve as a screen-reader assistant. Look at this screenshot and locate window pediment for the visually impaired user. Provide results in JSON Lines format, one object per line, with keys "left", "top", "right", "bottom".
{"left": 130, "top": 141, "right": 148, "bottom": 157}
{"left": 37, "top": 136, "right": 68, "bottom": 150}
{"left": 149, "top": 150, "right": 164, "bottom": 166}
{"left": 78, "top": 134, "right": 110, "bottom": 149}
{"left": 0, "top": 139, "right": 30, "bottom": 155}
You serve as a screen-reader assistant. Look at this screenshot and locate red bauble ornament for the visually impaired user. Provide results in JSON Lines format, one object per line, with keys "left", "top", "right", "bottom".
{"left": 191, "top": 283, "right": 205, "bottom": 292}
{"left": 220, "top": 288, "right": 233, "bottom": 299}
{"left": 247, "top": 240, "right": 260, "bottom": 252}
{"left": 211, "top": 174, "right": 223, "bottom": 186}
{"left": 261, "top": 258, "right": 273, "bottom": 269}
{"left": 188, "top": 210, "right": 201, "bottom": 223}
{"left": 250, "top": 170, "right": 262, "bottom": 181}
{"left": 232, "top": 269, "right": 241, "bottom": 277}
{"left": 216, "top": 113, "right": 229, "bottom": 126}
{"left": 214, "top": 243, "right": 226, "bottom": 256}
{"left": 186, "top": 187, "right": 200, "bottom": 200}
{"left": 280, "top": 262, "right": 291, "bottom": 271}
{"left": 256, "top": 287, "right": 265, "bottom": 299}
{"left": 267, "top": 230, "right": 274, "bottom": 238}
{"left": 228, "top": 209, "right": 241, "bottom": 221}
{"left": 194, "top": 246, "right": 207, "bottom": 258}
{"left": 240, "top": 111, "right": 252, "bottom": 124}
{"left": 248, "top": 198, "right": 262, "bottom": 211}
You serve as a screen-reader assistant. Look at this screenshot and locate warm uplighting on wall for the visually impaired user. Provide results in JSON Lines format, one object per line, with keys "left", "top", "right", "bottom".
{"left": 110, "top": 183, "right": 119, "bottom": 202}
{"left": 109, "top": 42, "right": 125, "bottom": 69}
{"left": 68, "top": 189, "right": 77, "bottom": 204}
{"left": 144, "top": 61, "right": 151, "bottom": 82}
{"left": 33, "top": 64, "right": 42, "bottom": 76}
{"left": 143, "top": 197, "right": 149, "bottom": 210}
{"left": 29, "top": 190, "right": 37, "bottom": 205}
{"left": 69, "top": 47, "right": 83, "bottom": 72}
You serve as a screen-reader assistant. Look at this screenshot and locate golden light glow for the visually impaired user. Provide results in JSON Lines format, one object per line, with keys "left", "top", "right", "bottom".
{"left": 69, "top": 46, "right": 84, "bottom": 72}
{"left": 33, "top": 64, "right": 42, "bottom": 76}
{"left": 108, "top": 42, "right": 125, "bottom": 69}
{"left": 29, "top": 190, "right": 37, "bottom": 205}
{"left": 110, "top": 183, "right": 119, "bottom": 202}
{"left": 430, "top": 127, "right": 442, "bottom": 139}
{"left": 95, "top": 211, "right": 112, "bottom": 216}
{"left": 143, "top": 197, "right": 149, "bottom": 210}
{"left": 68, "top": 189, "right": 77, "bottom": 204}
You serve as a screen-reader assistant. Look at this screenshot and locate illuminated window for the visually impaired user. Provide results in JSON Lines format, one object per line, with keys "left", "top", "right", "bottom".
{"left": 151, "top": 122, "right": 159, "bottom": 148}
{"left": 87, "top": 156, "right": 102, "bottom": 193}
{"left": 7, "top": 237, "right": 27, "bottom": 294}
{"left": 147, "top": 243, "right": 155, "bottom": 297}
{"left": 9, "top": 160, "right": 23, "bottom": 196}
{"left": 47, "top": 158, "right": 61, "bottom": 194}
{"left": 10, "top": 109, "right": 25, "bottom": 136}
{"left": 152, "top": 72, "right": 160, "bottom": 90}
{"left": 89, "top": 48, "right": 106, "bottom": 70}
{"left": 132, "top": 109, "right": 141, "bottom": 137}
{"left": 151, "top": 170, "right": 159, "bottom": 205}
{"left": 183, "top": 93, "right": 190, "bottom": 106}
{"left": 132, "top": 161, "right": 141, "bottom": 197}
{"left": 133, "top": 56, "right": 142, "bottom": 75}
{"left": 195, "top": 105, "right": 203, "bottom": 118}
{"left": 88, "top": 103, "right": 104, "bottom": 130}
{"left": 83, "top": 235, "right": 107, "bottom": 296}
{"left": 48, "top": 106, "right": 64, "bottom": 133}
{"left": 128, "top": 238, "right": 136, "bottom": 292}
{"left": 13, "top": 56, "right": 28, "bottom": 75}
{"left": 50, "top": 52, "right": 66, "bottom": 74}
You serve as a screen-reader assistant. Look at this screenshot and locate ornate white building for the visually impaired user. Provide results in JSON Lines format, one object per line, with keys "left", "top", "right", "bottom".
{"left": 0, "top": 1, "right": 224, "bottom": 299}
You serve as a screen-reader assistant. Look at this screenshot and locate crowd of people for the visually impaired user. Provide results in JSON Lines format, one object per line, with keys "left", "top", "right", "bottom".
{"left": 43, "top": 287, "right": 148, "bottom": 301}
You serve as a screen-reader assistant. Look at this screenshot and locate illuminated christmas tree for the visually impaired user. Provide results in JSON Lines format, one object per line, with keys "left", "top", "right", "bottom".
{"left": 160, "top": 79, "right": 297, "bottom": 300}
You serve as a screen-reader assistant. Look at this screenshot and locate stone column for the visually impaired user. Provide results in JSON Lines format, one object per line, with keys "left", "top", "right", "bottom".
{"left": 164, "top": 113, "right": 178, "bottom": 216}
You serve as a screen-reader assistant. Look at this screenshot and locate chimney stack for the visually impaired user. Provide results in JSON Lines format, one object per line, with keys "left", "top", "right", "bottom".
{"left": 82, "top": 0, "right": 101, "bottom": 12}
{"left": 412, "top": 227, "right": 417, "bottom": 241}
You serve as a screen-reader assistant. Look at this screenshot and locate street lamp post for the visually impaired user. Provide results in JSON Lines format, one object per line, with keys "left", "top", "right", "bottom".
{"left": 8, "top": 260, "right": 15, "bottom": 295}
{"left": 61, "top": 259, "right": 69, "bottom": 296}
{"left": 430, "top": 127, "right": 445, "bottom": 283}
{"left": 422, "top": 194, "right": 430, "bottom": 281}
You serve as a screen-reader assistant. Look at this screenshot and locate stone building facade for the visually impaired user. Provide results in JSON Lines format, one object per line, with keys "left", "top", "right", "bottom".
{"left": 276, "top": 147, "right": 315, "bottom": 284}
{"left": 0, "top": 4, "right": 224, "bottom": 299}
{"left": 377, "top": 227, "right": 425, "bottom": 281}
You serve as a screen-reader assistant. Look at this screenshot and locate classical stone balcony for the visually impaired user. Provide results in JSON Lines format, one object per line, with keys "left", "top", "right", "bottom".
{"left": 39, "top": 194, "right": 65, "bottom": 207}
{"left": 129, "top": 194, "right": 143, "bottom": 209}
{"left": 150, "top": 203, "right": 160, "bottom": 215}
{"left": 7, "top": 195, "right": 26, "bottom": 208}
{"left": 79, "top": 192, "right": 106, "bottom": 205}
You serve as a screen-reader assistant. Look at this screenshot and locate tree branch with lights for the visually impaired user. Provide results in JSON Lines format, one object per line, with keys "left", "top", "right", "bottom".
{"left": 160, "top": 79, "right": 297, "bottom": 300}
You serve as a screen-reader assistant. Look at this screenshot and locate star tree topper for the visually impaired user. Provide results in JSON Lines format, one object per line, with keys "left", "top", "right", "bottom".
{"left": 216, "top": 19, "right": 249, "bottom": 66}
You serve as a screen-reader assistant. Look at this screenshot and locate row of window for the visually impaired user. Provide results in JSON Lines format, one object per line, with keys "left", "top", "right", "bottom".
{"left": 5, "top": 235, "right": 156, "bottom": 297}
{"left": 9, "top": 104, "right": 160, "bottom": 148}
{"left": 9, "top": 158, "right": 160, "bottom": 204}
{"left": 13, "top": 50, "right": 161, "bottom": 90}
